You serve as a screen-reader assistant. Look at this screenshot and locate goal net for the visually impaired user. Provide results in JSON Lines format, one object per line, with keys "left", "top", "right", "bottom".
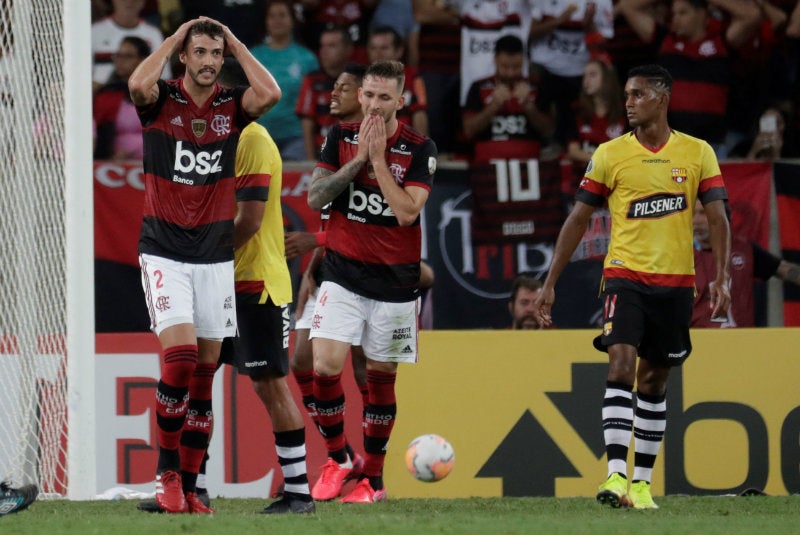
{"left": 0, "top": 1, "right": 94, "bottom": 498}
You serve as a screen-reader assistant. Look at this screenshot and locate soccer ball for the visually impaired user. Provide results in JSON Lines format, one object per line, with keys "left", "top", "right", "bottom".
{"left": 404, "top": 434, "right": 455, "bottom": 482}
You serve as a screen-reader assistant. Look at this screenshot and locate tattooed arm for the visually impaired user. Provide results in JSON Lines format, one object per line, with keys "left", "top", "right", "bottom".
{"left": 307, "top": 158, "right": 367, "bottom": 210}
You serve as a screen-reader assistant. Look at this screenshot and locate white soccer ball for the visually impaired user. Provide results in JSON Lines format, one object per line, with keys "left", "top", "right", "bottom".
{"left": 404, "top": 434, "right": 455, "bottom": 482}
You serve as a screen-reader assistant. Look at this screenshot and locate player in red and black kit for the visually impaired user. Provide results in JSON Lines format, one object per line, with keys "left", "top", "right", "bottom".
{"left": 305, "top": 60, "right": 437, "bottom": 504}
{"left": 129, "top": 17, "right": 280, "bottom": 514}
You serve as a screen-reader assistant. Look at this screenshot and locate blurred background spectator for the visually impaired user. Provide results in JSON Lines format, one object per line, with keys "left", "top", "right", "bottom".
{"left": 250, "top": 0, "right": 320, "bottom": 161}
{"left": 528, "top": 0, "right": 615, "bottom": 150}
{"left": 563, "top": 58, "right": 625, "bottom": 262}
{"left": 730, "top": 103, "right": 799, "bottom": 160}
{"left": 461, "top": 34, "right": 553, "bottom": 162}
{"left": 370, "top": 0, "right": 419, "bottom": 66}
{"left": 295, "top": 25, "right": 353, "bottom": 160}
{"left": 92, "top": 0, "right": 168, "bottom": 93}
{"left": 366, "top": 25, "right": 428, "bottom": 135}
{"left": 616, "top": 0, "right": 761, "bottom": 158}
{"left": 298, "top": 0, "right": 377, "bottom": 63}
{"left": 460, "top": 0, "right": 529, "bottom": 106}
{"left": 93, "top": 36, "right": 150, "bottom": 161}
{"left": 509, "top": 272, "right": 547, "bottom": 330}
{"left": 181, "top": 0, "right": 267, "bottom": 48}
{"left": 413, "top": 0, "right": 462, "bottom": 155}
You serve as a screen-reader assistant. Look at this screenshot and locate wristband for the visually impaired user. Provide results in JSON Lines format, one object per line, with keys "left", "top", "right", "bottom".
{"left": 314, "top": 231, "right": 328, "bottom": 247}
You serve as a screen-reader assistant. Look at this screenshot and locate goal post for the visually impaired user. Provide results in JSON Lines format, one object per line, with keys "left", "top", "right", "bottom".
{"left": 64, "top": 0, "right": 96, "bottom": 501}
{"left": 0, "top": 0, "right": 95, "bottom": 499}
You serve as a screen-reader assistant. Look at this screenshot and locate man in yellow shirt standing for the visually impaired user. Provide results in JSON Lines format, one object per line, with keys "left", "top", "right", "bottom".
{"left": 533, "top": 64, "right": 731, "bottom": 510}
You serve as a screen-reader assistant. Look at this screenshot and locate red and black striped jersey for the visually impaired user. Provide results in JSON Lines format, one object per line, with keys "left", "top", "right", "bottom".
{"left": 136, "top": 78, "right": 253, "bottom": 263}
{"left": 316, "top": 121, "right": 437, "bottom": 302}
{"left": 655, "top": 21, "right": 730, "bottom": 145}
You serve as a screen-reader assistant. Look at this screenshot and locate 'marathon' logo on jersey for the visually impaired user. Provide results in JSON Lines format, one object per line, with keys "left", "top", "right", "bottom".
{"left": 627, "top": 193, "right": 687, "bottom": 219}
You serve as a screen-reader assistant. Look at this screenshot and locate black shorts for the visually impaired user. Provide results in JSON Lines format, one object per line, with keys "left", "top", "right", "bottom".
{"left": 219, "top": 297, "right": 290, "bottom": 378}
{"left": 592, "top": 286, "right": 693, "bottom": 367}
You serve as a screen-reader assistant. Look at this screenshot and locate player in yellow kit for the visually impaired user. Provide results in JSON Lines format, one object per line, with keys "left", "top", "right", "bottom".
{"left": 533, "top": 64, "right": 731, "bottom": 509}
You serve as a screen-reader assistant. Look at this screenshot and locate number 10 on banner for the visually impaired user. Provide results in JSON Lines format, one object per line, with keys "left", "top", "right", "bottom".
{"left": 490, "top": 159, "right": 541, "bottom": 202}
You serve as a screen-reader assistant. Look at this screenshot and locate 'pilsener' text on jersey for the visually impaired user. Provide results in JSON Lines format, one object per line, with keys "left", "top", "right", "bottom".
{"left": 575, "top": 130, "right": 726, "bottom": 289}
{"left": 316, "top": 121, "right": 437, "bottom": 302}
{"left": 137, "top": 78, "right": 253, "bottom": 263}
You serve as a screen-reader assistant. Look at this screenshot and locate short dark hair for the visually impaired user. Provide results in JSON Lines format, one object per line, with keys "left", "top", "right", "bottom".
{"left": 628, "top": 64, "right": 673, "bottom": 94}
{"left": 494, "top": 34, "right": 524, "bottom": 56}
{"left": 120, "top": 36, "right": 151, "bottom": 58}
{"left": 365, "top": 60, "right": 405, "bottom": 91}
{"left": 182, "top": 20, "right": 225, "bottom": 52}
{"left": 343, "top": 62, "right": 367, "bottom": 84}
{"left": 369, "top": 25, "right": 404, "bottom": 49}
{"left": 510, "top": 272, "right": 543, "bottom": 302}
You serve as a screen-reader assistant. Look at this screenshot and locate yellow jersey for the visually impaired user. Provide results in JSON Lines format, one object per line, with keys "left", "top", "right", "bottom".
{"left": 575, "top": 130, "right": 727, "bottom": 289}
{"left": 233, "top": 123, "right": 292, "bottom": 305}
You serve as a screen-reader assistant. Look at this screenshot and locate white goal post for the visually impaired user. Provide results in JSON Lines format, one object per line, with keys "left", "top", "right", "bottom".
{"left": 0, "top": 0, "right": 94, "bottom": 499}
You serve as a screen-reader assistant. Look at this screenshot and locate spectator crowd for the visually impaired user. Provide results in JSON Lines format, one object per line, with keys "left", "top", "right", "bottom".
{"left": 91, "top": 0, "right": 800, "bottom": 166}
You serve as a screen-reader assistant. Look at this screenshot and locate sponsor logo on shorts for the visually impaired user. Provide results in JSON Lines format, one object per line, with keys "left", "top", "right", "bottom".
{"left": 603, "top": 321, "right": 613, "bottom": 336}
{"left": 224, "top": 296, "right": 233, "bottom": 310}
{"left": 245, "top": 361, "right": 269, "bottom": 368}
{"left": 392, "top": 327, "right": 412, "bottom": 340}
{"left": 226, "top": 318, "right": 233, "bottom": 328}
{"left": 312, "top": 314, "right": 322, "bottom": 330}
{"left": 401, "top": 345, "right": 413, "bottom": 354}
{"left": 282, "top": 306, "right": 291, "bottom": 349}
{"left": 668, "top": 350, "right": 688, "bottom": 360}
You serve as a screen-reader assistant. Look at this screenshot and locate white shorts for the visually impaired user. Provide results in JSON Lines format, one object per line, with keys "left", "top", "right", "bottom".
{"left": 139, "top": 253, "right": 237, "bottom": 339}
{"left": 310, "top": 281, "right": 419, "bottom": 363}
{"left": 294, "top": 292, "right": 318, "bottom": 331}
{"left": 296, "top": 288, "right": 361, "bottom": 345}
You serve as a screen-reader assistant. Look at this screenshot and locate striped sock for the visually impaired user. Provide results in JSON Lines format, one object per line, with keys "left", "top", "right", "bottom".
{"left": 602, "top": 381, "right": 633, "bottom": 477}
{"left": 632, "top": 391, "right": 667, "bottom": 483}
{"left": 275, "top": 428, "right": 311, "bottom": 498}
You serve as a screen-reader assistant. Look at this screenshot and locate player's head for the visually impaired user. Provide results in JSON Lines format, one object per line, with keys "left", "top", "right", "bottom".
{"left": 180, "top": 20, "right": 225, "bottom": 87}
{"left": 493, "top": 34, "right": 525, "bottom": 86}
{"left": 509, "top": 273, "right": 543, "bottom": 330}
{"left": 624, "top": 64, "right": 672, "bottom": 128}
{"left": 360, "top": 60, "right": 406, "bottom": 122}
{"left": 367, "top": 26, "right": 405, "bottom": 63}
{"left": 331, "top": 63, "right": 366, "bottom": 121}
